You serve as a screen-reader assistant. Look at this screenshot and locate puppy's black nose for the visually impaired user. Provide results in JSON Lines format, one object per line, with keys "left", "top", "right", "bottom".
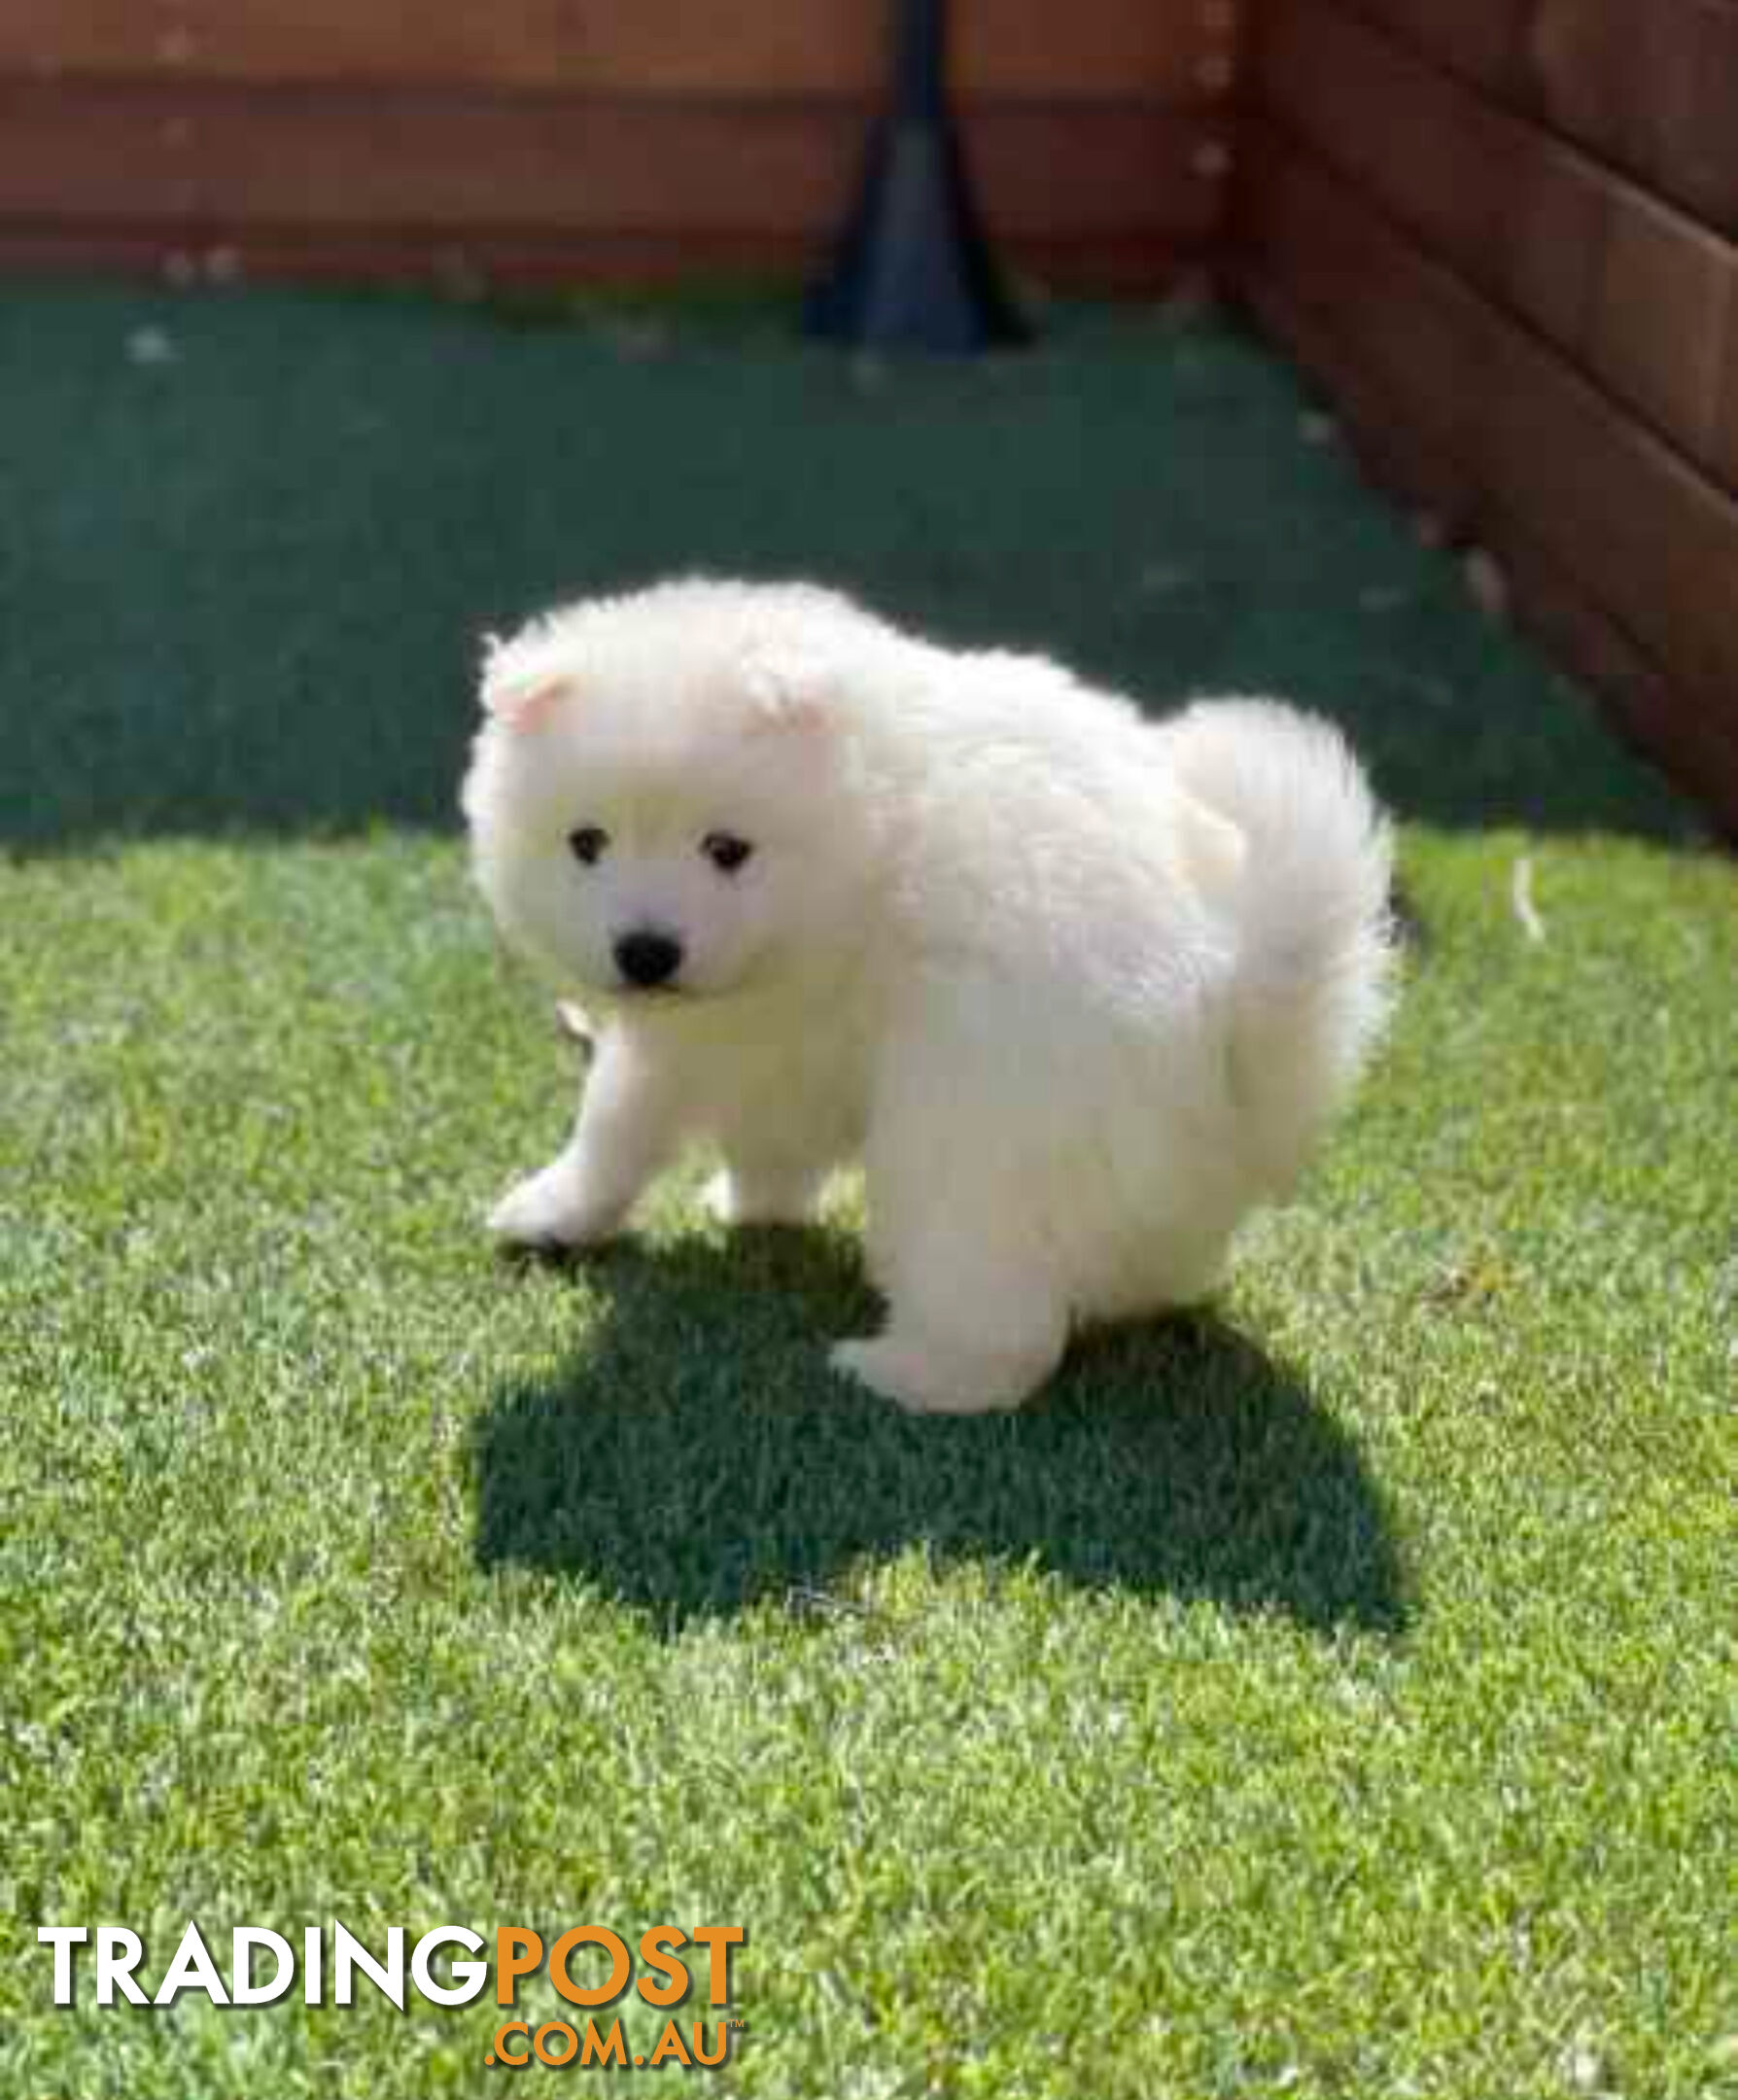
{"left": 613, "top": 930, "right": 683, "bottom": 988}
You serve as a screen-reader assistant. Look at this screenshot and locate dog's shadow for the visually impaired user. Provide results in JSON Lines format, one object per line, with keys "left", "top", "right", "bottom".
{"left": 473, "top": 1226, "right": 1409, "bottom": 1636}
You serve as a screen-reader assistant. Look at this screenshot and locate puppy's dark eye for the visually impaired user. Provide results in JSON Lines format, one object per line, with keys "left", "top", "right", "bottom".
{"left": 568, "top": 825, "right": 608, "bottom": 867}
{"left": 702, "top": 831, "right": 754, "bottom": 875}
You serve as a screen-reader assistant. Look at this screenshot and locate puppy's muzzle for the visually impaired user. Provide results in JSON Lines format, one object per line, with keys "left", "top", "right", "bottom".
{"left": 613, "top": 928, "right": 684, "bottom": 990}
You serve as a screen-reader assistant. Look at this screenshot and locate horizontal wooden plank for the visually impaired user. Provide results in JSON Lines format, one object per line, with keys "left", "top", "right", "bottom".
{"left": 1257, "top": 0, "right": 1596, "bottom": 375}
{"left": 0, "top": 226, "right": 819, "bottom": 286}
{"left": 1526, "top": 0, "right": 1738, "bottom": 231}
{"left": 0, "top": 223, "right": 1194, "bottom": 296}
{"left": 1486, "top": 520, "right": 1738, "bottom": 837}
{"left": 962, "top": 108, "right": 1226, "bottom": 242}
{"left": 1499, "top": 137, "right": 1605, "bottom": 359}
{"left": 0, "top": 83, "right": 1225, "bottom": 240}
{"left": 1591, "top": 191, "right": 1736, "bottom": 474}
{"left": 1253, "top": 0, "right": 1516, "bottom": 287}
{"left": 1239, "top": 123, "right": 1738, "bottom": 832}
{"left": 1245, "top": 256, "right": 1738, "bottom": 835}
{"left": 1256, "top": 0, "right": 1738, "bottom": 487}
{"left": 1336, "top": 0, "right": 1528, "bottom": 94}
{"left": 1525, "top": 0, "right": 1640, "bottom": 167}
{"left": 1338, "top": 0, "right": 1738, "bottom": 236}
{"left": 1235, "top": 116, "right": 1493, "bottom": 478}
{"left": 1481, "top": 308, "right": 1738, "bottom": 713}
{"left": 1722, "top": 331, "right": 1738, "bottom": 493}
{"left": 1630, "top": 0, "right": 1738, "bottom": 233}
{"left": 0, "top": 0, "right": 1226, "bottom": 102}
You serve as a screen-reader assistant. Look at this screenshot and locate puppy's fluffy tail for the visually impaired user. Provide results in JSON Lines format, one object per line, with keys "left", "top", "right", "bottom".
{"left": 1162, "top": 699, "right": 1397, "bottom": 1196}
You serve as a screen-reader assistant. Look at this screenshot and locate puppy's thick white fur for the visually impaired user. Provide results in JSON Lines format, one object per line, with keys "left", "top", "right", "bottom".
{"left": 464, "top": 578, "right": 1395, "bottom": 1414}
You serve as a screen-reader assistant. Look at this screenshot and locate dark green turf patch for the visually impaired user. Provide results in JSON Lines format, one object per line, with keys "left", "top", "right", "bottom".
{"left": 0, "top": 280, "right": 1703, "bottom": 852}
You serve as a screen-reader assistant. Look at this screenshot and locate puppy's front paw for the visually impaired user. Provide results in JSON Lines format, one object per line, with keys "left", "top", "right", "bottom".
{"left": 487, "top": 1162, "right": 617, "bottom": 1250}
{"left": 829, "top": 1336, "right": 1028, "bottom": 1416}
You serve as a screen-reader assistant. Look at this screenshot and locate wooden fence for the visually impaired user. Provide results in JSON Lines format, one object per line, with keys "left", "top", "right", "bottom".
{"left": 0, "top": 1, "right": 1240, "bottom": 290}
{"left": 4, "top": 1, "right": 1735, "bottom": 828}
{"left": 1237, "top": 0, "right": 1738, "bottom": 833}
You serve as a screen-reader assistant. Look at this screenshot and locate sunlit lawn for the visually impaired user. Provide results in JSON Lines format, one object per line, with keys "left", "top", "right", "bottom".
{"left": 1, "top": 280, "right": 1730, "bottom": 2098}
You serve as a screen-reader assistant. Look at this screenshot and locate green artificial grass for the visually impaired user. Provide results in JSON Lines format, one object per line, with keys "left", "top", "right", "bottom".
{"left": 2, "top": 280, "right": 1733, "bottom": 2098}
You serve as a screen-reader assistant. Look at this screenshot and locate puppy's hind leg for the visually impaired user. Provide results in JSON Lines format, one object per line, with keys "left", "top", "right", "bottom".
{"left": 704, "top": 1157, "right": 832, "bottom": 1229}
{"left": 830, "top": 1237, "right": 1068, "bottom": 1415}
{"left": 705, "top": 1096, "right": 847, "bottom": 1227}
{"left": 832, "top": 1023, "right": 1072, "bottom": 1412}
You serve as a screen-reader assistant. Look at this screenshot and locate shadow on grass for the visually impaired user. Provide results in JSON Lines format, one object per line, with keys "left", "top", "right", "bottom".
{"left": 473, "top": 1226, "right": 1409, "bottom": 1638}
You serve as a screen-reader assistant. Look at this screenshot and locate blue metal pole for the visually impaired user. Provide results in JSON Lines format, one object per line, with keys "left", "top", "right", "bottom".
{"left": 804, "top": 0, "right": 1028, "bottom": 354}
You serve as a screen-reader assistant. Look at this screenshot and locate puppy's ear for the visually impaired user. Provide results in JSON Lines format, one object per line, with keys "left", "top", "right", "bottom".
{"left": 739, "top": 643, "right": 837, "bottom": 733}
{"left": 480, "top": 632, "right": 571, "bottom": 732}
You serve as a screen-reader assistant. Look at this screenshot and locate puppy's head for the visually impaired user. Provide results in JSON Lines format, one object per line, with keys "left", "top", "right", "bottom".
{"left": 462, "top": 582, "right": 885, "bottom": 1005}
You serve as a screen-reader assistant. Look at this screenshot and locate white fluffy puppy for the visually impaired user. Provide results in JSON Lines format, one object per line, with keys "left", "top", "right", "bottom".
{"left": 464, "top": 578, "right": 1394, "bottom": 1414}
